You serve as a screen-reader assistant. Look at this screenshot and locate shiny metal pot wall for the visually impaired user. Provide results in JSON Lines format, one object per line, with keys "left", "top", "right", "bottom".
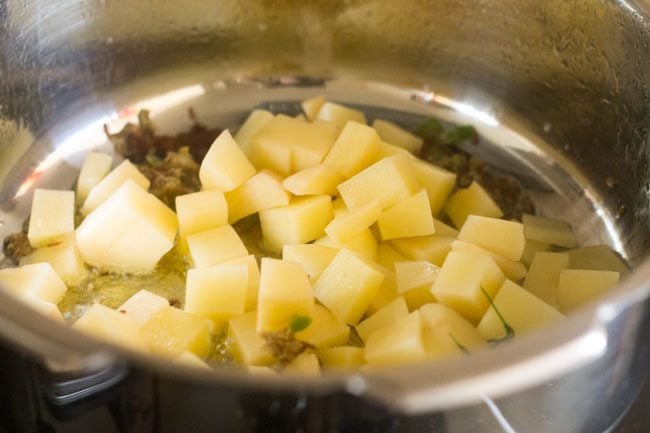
{"left": 1, "top": 1, "right": 650, "bottom": 432}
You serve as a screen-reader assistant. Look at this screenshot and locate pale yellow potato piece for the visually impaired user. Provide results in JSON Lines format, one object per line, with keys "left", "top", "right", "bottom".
{"left": 567, "top": 245, "right": 629, "bottom": 276}
{"left": 249, "top": 137, "right": 291, "bottom": 177}
{"left": 301, "top": 95, "right": 326, "bottom": 121}
{"left": 81, "top": 159, "right": 150, "bottom": 215}
{"left": 24, "top": 297, "right": 65, "bottom": 322}
{"left": 377, "top": 189, "right": 434, "bottom": 240}
{"left": 28, "top": 189, "right": 75, "bottom": 248}
{"left": 420, "top": 303, "right": 485, "bottom": 358}
{"left": 259, "top": 195, "right": 333, "bottom": 253}
{"left": 403, "top": 285, "right": 438, "bottom": 311}
{"left": 450, "top": 240, "right": 527, "bottom": 282}
{"left": 257, "top": 258, "right": 314, "bottom": 332}
{"left": 76, "top": 180, "right": 178, "bottom": 273}
{"left": 76, "top": 152, "right": 113, "bottom": 204}
{"left": 222, "top": 255, "right": 260, "bottom": 311}
{"left": 478, "top": 280, "right": 565, "bottom": 340}
{"left": 557, "top": 269, "right": 620, "bottom": 312}
{"left": 229, "top": 310, "right": 274, "bottom": 366}
{"left": 390, "top": 235, "right": 455, "bottom": 267}
{"left": 186, "top": 225, "right": 248, "bottom": 269}
{"left": 316, "top": 102, "right": 367, "bottom": 127}
{"left": 282, "top": 244, "right": 339, "bottom": 283}
{"left": 295, "top": 304, "right": 350, "bottom": 348}
{"left": 366, "top": 271, "right": 400, "bottom": 315}
{"left": 321, "top": 346, "right": 365, "bottom": 372}
{"left": 444, "top": 181, "right": 503, "bottom": 228}
{"left": 282, "top": 164, "right": 344, "bottom": 196}
{"left": 522, "top": 213, "right": 577, "bottom": 248}
{"left": 0, "top": 262, "right": 67, "bottom": 303}
{"left": 431, "top": 251, "right": 505, "bottom": 323}
{"left": 395, "top": 261, "right": 439, "bottom": 294}
{"left": 284, "top": 352, "right": 321, "bottom": 376}
{"left": 141, "top": 306, "right": 211, "bottom": 358}
{"left": 175, "top": 190, "right": 228, "bottom": 238}
{"left": 74, "top": 303, "right": 148, "bottom": 352}
{"left": 375, "top": 243, "right": 408, "bottom": 271}
{"left": 432, "top": 218, "right": 459, "bottom": 238}
{"left": 199, "top": 130, "right": 256, "bottom": 192}
{"left": 20, "top": 234, "right": 86, "bottom": 284}
{"left": 323, "top": 121, "right": 381, "bottom": 178}
{"left": 314, "top": 248, "right": 385, "bottom": 325}
{"left": 356, "top": 296, "right": 409, "bottom": 341}
{"left": 248, "top": 366, "right": 278, "bottom": 375}
{"left": 332, "top": 197, "right": 348, "bottom": 216}
{"left": 378, "top": 141, "right": 413, "bottom": 159}
{"left": 185, "top": 262, "right": 249, "bottom": 323}
{"left": 458, "top": 215, "right": 525, "bottom": 261}
{"left": 337, "top": 154, "right": 420, "bottom": 210}
{"left": 364, "top": 311, "right": 426, "bottom": 367}
{"left": 234, "top": 109, "right": 274, "bottom": 156}
{"left": 372, "top": 119, "right": 423, "bottom": 153}
{"left": 325, "top": 199, "right": 381, "bottom": 243}
{"left": 314, "top": 229, "right": 378, "bottom": 261}
{"left": 174, "top": 351, "right": 211, "bottom": 370}
{"left": 412, "top": 159, "right": 457, "bottom": 216}
{"left": 523, "top": 252, "right": 569, "bottom": 306}
{"left": 117, "top": 289, "right": 169, "bottom": 327}
{"left": 520, "top": 239, "right": 551, "bottom": 268}
{"left": 225, "top": 170, "right": 292, "bottom": 223}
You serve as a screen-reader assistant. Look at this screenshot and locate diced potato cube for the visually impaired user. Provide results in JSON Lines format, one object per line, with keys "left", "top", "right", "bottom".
{"left": 249, "top": 137, "right": 292, "bottom": 177}
{"left": 24, "top": 297, "right": 64, "bottom": 322}
{"left": 390, "top": 235, "right": 455, "bottom": 266}
{"left": 375, "top": 243, "right": 408, "bottom": 270}
{"left": 141, "top": 306, "right": 211, "bottom": 358}
{"left": 520, "top": 239, "right": 551, "bottom": 268}
{"left": 295, "top": 304, "right": 350, "bottom": 348}
{"left": 557, "top": 269, "right": 620, "bottom": 312}
{"left": 478, "top": 280, "right": 565, "bottom": 340}
{"left": 225, "top": 170, "right": 292, "bottom": 223}
{"left": 174, "top": 351, "right": 211, "bottom": 370}
{"left": 73, "top": 303, "right": 148, "bottom": 352}
{"left": 378, "top": 141, "right": 413, "bottom": 159}
{"left": 364, "top": 311, "right": 426, "bottom": 366}
{"left": 282, "top": 164, "right": 344, "bottom": 196}
{"left": 186, "top": 225, "right": 248, "bottom": 269}
{"left": 444, "top": 181, "right": 503, "bottom": 228}
{"left": 431, "top": 251, "right": 505, "bottom": 323}
{"left": 257, "top": 258, "right": 314, "bottom": 332}
{"left": 451, "top": 240, "right": 527, "bottom": 282}
{"left": 403, "top": 285, "right": 437, "bottom": 311}
{"left": 282, "top": 244, "right": 338, "bottom": 283}
{"left": 395, "top": 261, "right": 439, "bottom": 294}
{"left": 420, "top": 303, "right": 485, "bottom": 358}
{"left": 321, "top": 346, "right": 365, "bottom": 372}
{"left": 199, "top": 130, "right": 256, "bottom": 192}
{"left": 229, "top": 310, "right": 274, "bottom": 366}
{"left": 337, "top": 154, "right": 420, "bottom": 210}
{"left": 356, "top": 296, "right": 409, "bottom": 341}
{"left": 325, "top": 199, "right": 381, "bottom": 243}
{"left": 76, "top": 152, "right": 113, "bottom": 204}
{"left": 523, "top": 252, "right": 569, "bottom": 306}
{"left": 458, "top": 215, "right": 525, "bottom": 261}
{"left": 222, "top": 255, "right": 260, "bottom": 311}
{"left": 323, "top": 121, "right": 381, "bottom": 178}
{"left": 433, "top": 219, "right": 459, "bottom": 238}
{"left": 412, "top": 160, "right": 457, "bottom": 216}
{"left": 28, "top": 189, "right": 75, "bottom": 248}
{"left": 301, "top": 95, "right": 326, "bottom": 121}
{"left": 185, "top": 262, "right": 249, "bottom": 323}
{"left": 372, "top": 119, "right": 424, "bottom": 153}
{"left": 259, "top": 195, "right": 333, "bottom": 253}
{"left": 235, "top": 109, "right": 274, "bottom": 156}
{"left": 0, "top": 262, "right": 66, "bottom": 303}
{"left": 81, "top": 160, "right": 150, "bottom": 215}
{"left": 522, "top": 214, "right": 577, "bottom": 248}
{"left": 316, "top": 102, "right": 367, "bottom": 127}
{"left": 117, "top": 289, "right": 169, "bottom": 326}
{"left": 331, "top": 197, "right": 348, "bottom": 216}
{"left": 567, "top": 245, "right": 629, "bottom": 276}
{"left": 284, "top": 352, "right": 321, "bottom": 376}
{"left": 366, "top": 271, "right": 400, "bottom": 315}
{"left": 314, "top": 229, "right": 378, "bottom": 261}
{"left": 20, "top": 234, "right": 86, "bottom": 283}
{"left": 314, "top": 248, "right": 385, "bottom": 325}
{"left": 377, "top": 189, "right": 434, "bottom": 240}
{"left": 248, "top": 366, "right": 277, "bottom": 375}
{"left": 175, "top": 190, "right": 228, "bottom": 238}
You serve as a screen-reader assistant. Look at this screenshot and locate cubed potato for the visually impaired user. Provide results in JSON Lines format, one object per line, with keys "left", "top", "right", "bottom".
{"left": 395, "top": 261, "right": 439, "bottom": 294}
{"left": 295, "top": 304, "right": 350, "bottom": 348}
{"left": 117, "top": 289, "right": 169, "bottom": 326}
{"left": 282, "top": 164, "right": 344, "bottom": 196}
{"left": 390, "top": 235, "right": 455, "bottom": 266}
{"left": 316, "top": 102, "right": 367, "bottom": 127}
{"left": 420, "top": 303, "right": 485, "bottom": 358}
{"left": 225, "top": 170, "right": 292, "bottom": 223}
{"left": 73, "top": 303, "right": 148, "bottom": 352}
{"left": 403, "top": 285, "right": 438, "bottom": 311}
{"left": 458, "top": 215, "right": 525, "bottom": 261}
{"left": 175, "top": 190, "right": 228, "bottom": 238}
{"left": 523, "top": 252, "right": 569, "bottom": 306}
{"left": 259, "top": 195, "right": 333, "bottom": 252}
{"left": 284, "top": 352, "right": 321, "bottom": 376}
{"left": 24, "top": 297, "right": 64, "bottom": 322}
{"left": 478, "top": 280, "right": 565, "bottom": 340}
{"left": 444, "top": 181, "right": 503, "bottom": 228}
{"left": 450, "top": 240, "right": 527, "bottom": 282}
{"left": 141, "top": 306, "right": 212, "bottom": 358}
{"left": 337, "top": 154, "right": 420, "bottom": 210}
{"left": 76, "top": 152, "right": 113, "bottom": 204}
{"left": 257, "top": 258, "right": 314, "bottom": 332}
{"left": 314, "top": 229, "right": 378, "bottom": 261}
{"left": 174, "top": 351, "right": 211, "bottom": 370}
{"left": 325, "top": 199, "right": 381, "bottom": 243}
{"left": 372, "top": 119, "right": 424, "bottom": 153}
{"left": 377, "top": 189, "right": 435, "bottom": 240}
{"left": 28, "top": 189, "right": 75, "bottom": 248}
{"left": 522, "top": 214, "right": 577, "bottom": 248}
{"left": 356, "top": 296, "right": 409, "bottom": 341}
{"left": 567, "top": 245, "right": 629, "bottom": 276}
{"left": 20, "top": 234, "right": 86, "bottom": 283}
{"left": 323, "top": 121, "right": 381, "bottom": 178}
{"left": 301, "top": 95, "right": 326, "bottom": 121}
{"left": 314, "top": 248, "right": 385, "bottom": 325}
{"left": 199, "top": 130, "right": 256, "bottom": 192}
{"left": 331, "top": 197, "right": 348, "bottom": 216}
{"left": 249, "top": 137, "right": 291, "bottom": 177}
{"left": 222, "top": 255, "right": 260, "bottom": 311}
{"left": 234, "top": 109, "right": 274, "bottom": 156}
{"left": 321, "top": 346, "right": 365, "bottom": 372}
{"left": 0, "top": 262, "right": 67, "bottom": 303}
{"left": 366, "top": 271, "right": 400, "bottom": 315}
{"left": 364, "top": 311, "right": 426, "bottom": 366}
{"left": 248, "top": 366, "right": 278, "bottom": 375}
{"left": 375, "top": 243, "right": 408, "bottom": 271}
{"left": 412, "top": 159, "right": 457, "bottom": 216}
{"left": 520, "top": 239, "right": 551, "bottom": 268}
{"left": 229, "top": 310, "right": 275, "bottom": 366}
{"left": 557, "top": 269, "right": 620, "bottom": 312}
{"left": 378, "top": 141, "right": 413, "bottom": 159}
{"left": 76, "top": 180, "right": 178, "bottom": 273}
{"left": 282, "top": 244, "right": 339, "bottom": 283}
{"left": 81, "top": 159, "right": 150, "bottom": 215}
{"left": 431, "top": 251, "right": 505, "bottom": 323}
{"left": 186, "top": 225, "right": 248, "bottom": 268}
{"left": 432, "top": 218, "right": 459, "bottom": 238}
{"left": 185, "top": 262, "right": 249, "bottom": 323}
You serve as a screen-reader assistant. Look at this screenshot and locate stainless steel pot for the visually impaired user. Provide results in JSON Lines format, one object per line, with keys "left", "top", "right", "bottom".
{"left": 1, "top": 1, "right": 650, "bottom": 432}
